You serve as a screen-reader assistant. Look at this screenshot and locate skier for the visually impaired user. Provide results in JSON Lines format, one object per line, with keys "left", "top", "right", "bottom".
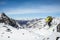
{"left": 45, "top": 16, "right": 53, "bottom": 27}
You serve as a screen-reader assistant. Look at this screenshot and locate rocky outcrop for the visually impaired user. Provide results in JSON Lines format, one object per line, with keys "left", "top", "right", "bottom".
{"left": 57, "top": 24, "right": 60, "bottom": 32}
{"left": 0, "top": 13, "right": 19, "bottom": 28}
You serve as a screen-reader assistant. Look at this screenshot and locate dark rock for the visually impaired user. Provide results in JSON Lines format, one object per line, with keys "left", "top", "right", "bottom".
{"left": 6, "top": 29, "right": 11, "bottom": 32}
{"left": 28, "top": 26, "right": 32, "bottom": 28}
{"left": 3, "top": 26, "right": 6, "bottom": 27}
{"left": 0, "top": 13, "right": 19, "bottom": 28}
{"left": 53, "top": 29, "right": 55, "bottom": 32}
{"left": 22, "top": 33, "right": 24, "bottom": 35}
{"left": 56, "top": 37, "right": 60, "bottom": 40}
{"left": 57, "top": 24, "right": 60, "bottom": 32}
{"left": 47, "top": 37, "right": 49, "bottom": 40}
{"left": 8, "top": 36, "right": 10, "bottom": 38}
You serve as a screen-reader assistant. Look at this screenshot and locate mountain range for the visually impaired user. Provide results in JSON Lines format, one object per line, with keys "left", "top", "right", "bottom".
{"left": 0, "top": 13, "right": 60, "bottom": 40}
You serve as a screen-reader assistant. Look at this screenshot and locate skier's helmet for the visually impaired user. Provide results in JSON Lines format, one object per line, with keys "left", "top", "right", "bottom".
{"left": 45, "top": 16, "right": 53, "bottom": 23}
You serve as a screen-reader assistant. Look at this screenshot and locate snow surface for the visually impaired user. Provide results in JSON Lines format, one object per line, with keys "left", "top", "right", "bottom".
{"left": 0, "top": 18, "right": 60, "bottom": 40}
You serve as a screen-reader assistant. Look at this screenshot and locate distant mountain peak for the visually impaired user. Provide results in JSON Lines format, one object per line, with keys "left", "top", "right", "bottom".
{"left": 0, "top": 13, "right": 20, "bottom": 28}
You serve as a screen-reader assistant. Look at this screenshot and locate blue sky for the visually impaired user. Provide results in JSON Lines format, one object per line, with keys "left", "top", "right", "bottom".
{"left": 0, "top": 0, "right": 60, "bottom": 20}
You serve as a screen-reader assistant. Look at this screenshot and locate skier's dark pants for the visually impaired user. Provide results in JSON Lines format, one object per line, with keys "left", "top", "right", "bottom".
{"left": 48, "top": 22, "right": 51, "bottom": 27}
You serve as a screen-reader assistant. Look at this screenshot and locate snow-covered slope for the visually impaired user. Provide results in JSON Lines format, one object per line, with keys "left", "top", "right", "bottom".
{"left": 0, "top": 23, "right": 44, "bottom": 40}
{"left": 0, "top": 18, "right": 60, "bottom": 40}
{"left": 26, "top": 18, "right": 46, "bottom": 28}
{"left": 0, "top": 13, "right": 60, "bottom": 40}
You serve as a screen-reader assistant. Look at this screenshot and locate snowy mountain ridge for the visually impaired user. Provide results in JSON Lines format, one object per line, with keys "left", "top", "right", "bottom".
{"left": 0, "top": 13, "right": 60, "bottom": 40}
{"left": 0, "top": 13, "right": 21, "bottom": 29}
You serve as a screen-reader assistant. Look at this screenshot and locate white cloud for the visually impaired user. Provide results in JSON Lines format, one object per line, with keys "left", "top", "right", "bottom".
{"left": 3, "top": 5, "right": 60, "bottom": 14}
